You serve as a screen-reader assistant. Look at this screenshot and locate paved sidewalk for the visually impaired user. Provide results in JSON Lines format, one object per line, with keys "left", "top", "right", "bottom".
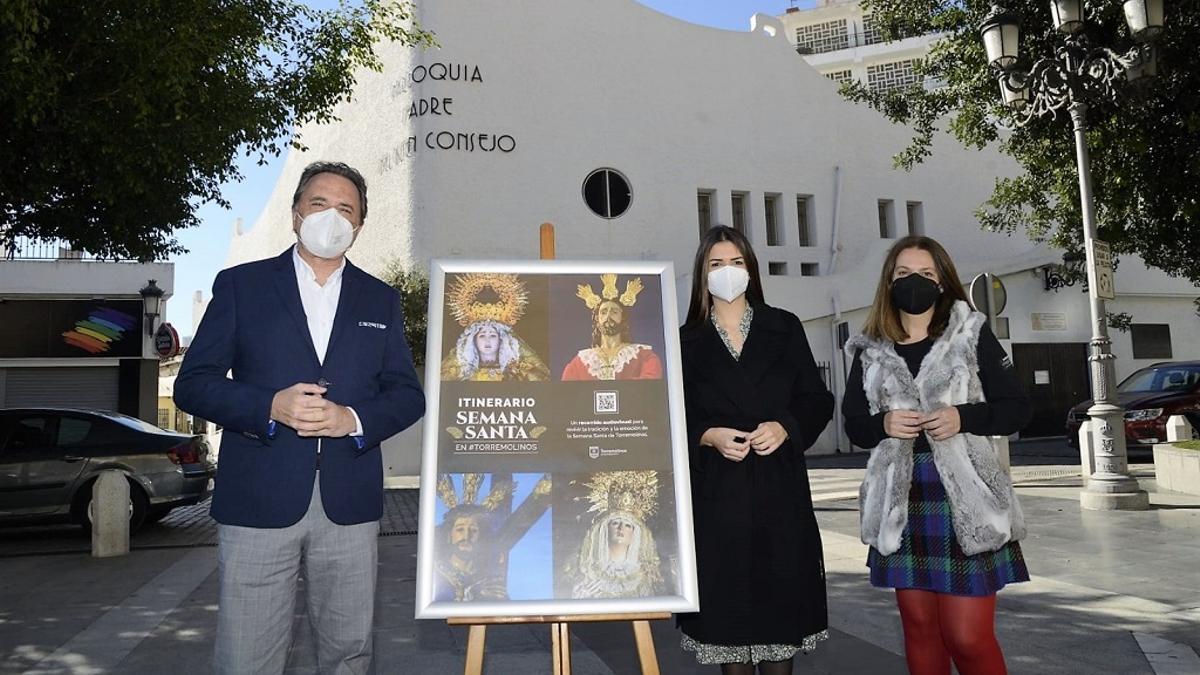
{"left": 2, "top": 446, "right": 1197, "bottom": 673}
{"left": 0, "top": 491, "right": 421, "bottom": 558}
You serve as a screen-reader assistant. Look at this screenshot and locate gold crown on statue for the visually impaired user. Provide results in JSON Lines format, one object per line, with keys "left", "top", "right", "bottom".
{"left": 578, "top": 470, "right": 659, "bottom": 521}
{"left": 436, "top": 473, "right": 514, "bottom": 512}
{"left": 576, "top": 274, "right": 644, "bottom": 310}
{"left": 447, "top": 273, "right": 528, "bottom": 327}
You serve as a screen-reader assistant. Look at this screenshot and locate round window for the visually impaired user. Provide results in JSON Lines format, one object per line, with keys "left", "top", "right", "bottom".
{"left": 582, "top": 168, "right": 632, "bottom": 219}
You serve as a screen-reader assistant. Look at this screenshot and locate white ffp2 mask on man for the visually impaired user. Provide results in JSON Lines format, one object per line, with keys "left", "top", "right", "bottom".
{"left": 707, "top": 265, "right": 750, "bottom": 303}
{"left": 297, "top": 208, "right": 357, "bottom": 259}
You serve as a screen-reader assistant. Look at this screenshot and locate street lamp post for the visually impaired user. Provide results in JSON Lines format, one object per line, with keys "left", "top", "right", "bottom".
{"left": 979, "top": 1, "right": 1165, "bottom": 511}
{"left": 139, "top": 279, "right": 164, "bottom": 337}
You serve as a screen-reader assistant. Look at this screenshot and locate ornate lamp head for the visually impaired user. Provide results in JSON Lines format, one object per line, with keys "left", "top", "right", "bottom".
{"left": 1123, "top": 0, "right": 1164, "bottom": 42}
{"left": 1050, "top": 0, "right": 1085, "bottom": 35}
{"left": 980, "top": 5, "right": 1021, "bottom": 70}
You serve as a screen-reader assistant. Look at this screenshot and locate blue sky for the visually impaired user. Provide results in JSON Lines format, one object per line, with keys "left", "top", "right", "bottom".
{"left": 167, "top": 1, "right": 813, "bottom": 333}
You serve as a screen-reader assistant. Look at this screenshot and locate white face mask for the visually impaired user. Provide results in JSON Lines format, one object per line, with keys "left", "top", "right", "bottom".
{"left": 707, "top": 265, "right": 750, "bottom": 303}
{"left": 296, "top": 208, "right": 358, "bottom": 259}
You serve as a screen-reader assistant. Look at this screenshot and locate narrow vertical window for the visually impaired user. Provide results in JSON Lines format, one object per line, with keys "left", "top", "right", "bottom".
{"left": 697, "top": 190, "right": 714, "bottom": 236}
{"left": 731, "top": 192, "right": 747, "bottom": 235}
{"left": 765, "top": 194, "right": 782, "bottom": 246}
{"left": 878, "top": 199, "right": 894, "bottom": 238}
{"left": 796, "top": 196, "right": 813, "bottom": 247}
{"left": 906, "top": 201, "right": 924, "bottom": 236}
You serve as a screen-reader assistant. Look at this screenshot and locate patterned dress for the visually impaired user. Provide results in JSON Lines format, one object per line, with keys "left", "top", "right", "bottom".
{"left": 680, "top": 305, "right": 828, "bottom": 665}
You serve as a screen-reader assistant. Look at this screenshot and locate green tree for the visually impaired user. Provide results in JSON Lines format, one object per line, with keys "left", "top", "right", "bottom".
{"left": 843, "top": 0, "right": 1200, "bottom": 284}
{"left": 1, "top": 0, "right": 435, "bottom": 260}
{"left": 382, "top": 262, "right": 429, "bottom": 367}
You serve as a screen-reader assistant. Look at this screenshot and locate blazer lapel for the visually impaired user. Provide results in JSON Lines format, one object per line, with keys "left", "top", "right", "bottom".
{"left": 323, "top": 261, "right": 363, "bottom": 364}
{"left": 273, "top": 248, "right": 322, "bottom": 369}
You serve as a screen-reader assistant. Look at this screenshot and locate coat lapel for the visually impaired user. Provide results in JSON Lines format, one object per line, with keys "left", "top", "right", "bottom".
{"left": 323, "top": 261, "right": 363, "bottom": 364}
{"left": 686, "top": 305, "right": 786, "bottom": 420}
{"left": 735, "top": 307, "right": 788, "bottom": 389}
{"left": 273, "top": 248, "right": 322, "bottom": 369}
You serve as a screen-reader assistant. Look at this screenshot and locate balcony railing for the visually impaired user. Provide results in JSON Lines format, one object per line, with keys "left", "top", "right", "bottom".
{"left": 796, "top": 30, "right": 889, "bottom": 56}
{"left": 1, "top": 237, "right": 128, "bottom": 262}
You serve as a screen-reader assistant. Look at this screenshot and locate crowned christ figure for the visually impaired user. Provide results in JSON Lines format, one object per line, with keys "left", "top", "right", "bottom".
{"left": 561, "top": 274, "right": 663, "bottom": 381}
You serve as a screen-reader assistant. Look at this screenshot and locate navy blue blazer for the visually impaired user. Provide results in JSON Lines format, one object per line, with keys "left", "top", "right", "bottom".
{"left": 174, "top": 248, "right": 425, "bottom": 527}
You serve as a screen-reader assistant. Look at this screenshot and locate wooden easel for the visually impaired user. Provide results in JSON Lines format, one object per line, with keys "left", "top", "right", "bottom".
{"left": 445, "top": 224, "right": 667, "bottom": 673}
{"left": 448, "top": 612, "right": 669, "bottom": 675}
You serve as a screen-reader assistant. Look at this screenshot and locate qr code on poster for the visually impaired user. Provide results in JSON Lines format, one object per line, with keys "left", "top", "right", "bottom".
{"left": 594, "top": 391, "right": 618, "bottom": 415}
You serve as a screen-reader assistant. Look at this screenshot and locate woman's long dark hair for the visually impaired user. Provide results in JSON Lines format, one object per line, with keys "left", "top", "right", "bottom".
{"left": 684, "top": 226, "right": 765, "bottom": 329}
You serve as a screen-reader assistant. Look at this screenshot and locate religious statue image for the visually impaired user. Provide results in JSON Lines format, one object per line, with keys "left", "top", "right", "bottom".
{"left": 561, "top": 274, "right": 663, "bottom": 380}
{"left": 564, "top": 470, "right": 667, "bottom": 600}
{"left": 441, "top": 273, "right": 551, "bottom": 381}
{"left": 434, "top": 473, "right": 553, "bottom": 602}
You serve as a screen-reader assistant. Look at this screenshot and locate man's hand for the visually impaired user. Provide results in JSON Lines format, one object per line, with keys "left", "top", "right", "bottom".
{"left": 271, "top": 383, "right": 328, "bottom": 432}
{"left": 883, "top": 410, "right": 923, "bottom": 440}
{"left": 270, "top": 383, "right": 356, "bottom": 437}
{"left": 921, "top": 407, "right": 961, "bottom": 441}
{"left": 747, "top": 421, "right": 788, "bottom": 456}
{"left": 701, "top": 427, "right": 752, "bottom": 462}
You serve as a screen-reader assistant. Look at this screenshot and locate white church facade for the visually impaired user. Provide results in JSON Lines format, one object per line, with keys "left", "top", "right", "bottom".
{"left": 224, "top": 0, "right": 1200, "bottom": 475}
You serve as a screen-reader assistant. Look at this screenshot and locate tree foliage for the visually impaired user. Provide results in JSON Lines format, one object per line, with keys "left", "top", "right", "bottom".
{"left": 1, "top": 0, "right": 435, "bottom": 261}
{"left": 382, "top": 262, "right": 429, "bottom": 367}
{"left": 843, "top": 0, "right": 1200, "bottom": 284}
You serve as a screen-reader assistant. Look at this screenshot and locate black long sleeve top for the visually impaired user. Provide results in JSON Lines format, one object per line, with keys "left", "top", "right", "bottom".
{"left": 842, "top": 323, "right": 1032, "bottom": 452}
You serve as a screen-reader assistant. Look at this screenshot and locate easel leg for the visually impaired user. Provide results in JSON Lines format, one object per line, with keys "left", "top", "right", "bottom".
{"left": 632, "top": 620, "right": 660, "bottom": 675}
{"left": 464, "top": 624, "right": 486, "bottom": 675}
{"left": 551, "top": 622, "right": 572, "bottom": 674}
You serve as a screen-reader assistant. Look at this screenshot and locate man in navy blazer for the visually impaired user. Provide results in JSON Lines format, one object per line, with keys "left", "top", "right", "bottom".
{"left": 175, "top": 161, "right": 424, "bottom": 674}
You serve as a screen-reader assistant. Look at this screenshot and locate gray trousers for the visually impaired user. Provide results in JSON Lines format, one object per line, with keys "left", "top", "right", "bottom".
{"left": 214, "top": 477, "right": 379, "bottom": 674}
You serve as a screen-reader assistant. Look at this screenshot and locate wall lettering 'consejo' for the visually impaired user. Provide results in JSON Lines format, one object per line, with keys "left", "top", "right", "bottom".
{"left": 381, "top": 63, "right": 516, "bottom": 175}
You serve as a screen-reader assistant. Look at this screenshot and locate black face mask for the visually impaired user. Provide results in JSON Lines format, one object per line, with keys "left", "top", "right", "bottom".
{"left": 890, "top": 273, "right": 941, "bottom": 315}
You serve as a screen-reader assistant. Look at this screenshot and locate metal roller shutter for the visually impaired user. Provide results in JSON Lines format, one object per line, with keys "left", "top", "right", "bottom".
{"left": 2, "top": 367, "right": 120, "bottom": 410}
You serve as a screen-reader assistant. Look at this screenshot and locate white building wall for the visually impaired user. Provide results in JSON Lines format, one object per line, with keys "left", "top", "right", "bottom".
{"left": 223, "top": 0, "right": 1199, "bottom": 463}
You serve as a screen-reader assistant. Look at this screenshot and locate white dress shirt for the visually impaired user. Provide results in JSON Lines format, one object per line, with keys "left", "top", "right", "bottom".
{"left": 292, "top": 245, "right": 363, "bottom": 436}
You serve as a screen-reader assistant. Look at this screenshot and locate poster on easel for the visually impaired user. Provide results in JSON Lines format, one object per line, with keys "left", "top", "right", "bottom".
{"left": 415, "top": 260, "right": 698, "bottom": 619}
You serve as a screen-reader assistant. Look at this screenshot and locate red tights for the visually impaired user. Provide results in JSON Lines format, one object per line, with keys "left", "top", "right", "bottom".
{"left": 895, "top": 589, "right": 1007, "bottom": 675}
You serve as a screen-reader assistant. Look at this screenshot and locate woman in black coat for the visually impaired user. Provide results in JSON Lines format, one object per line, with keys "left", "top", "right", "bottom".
{"left": 677, "top": 226, "right": 835, "bottom": 675}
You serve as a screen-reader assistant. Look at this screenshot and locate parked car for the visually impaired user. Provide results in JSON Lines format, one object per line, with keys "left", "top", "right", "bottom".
{"left": 0, "top": 408, "right": 214, "bottom": 531}
{"left": 1066, "top": 361, "right": 1200, "bottom": 447}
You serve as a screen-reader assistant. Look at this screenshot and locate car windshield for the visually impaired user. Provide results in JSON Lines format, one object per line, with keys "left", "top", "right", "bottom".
{"left": 1118, "top": 366, "right": 1200, "bottom": 393}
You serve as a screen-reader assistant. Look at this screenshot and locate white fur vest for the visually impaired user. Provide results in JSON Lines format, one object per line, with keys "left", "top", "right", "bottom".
{"left": 845, "top": 300, "right": 1025, "bottom": 556}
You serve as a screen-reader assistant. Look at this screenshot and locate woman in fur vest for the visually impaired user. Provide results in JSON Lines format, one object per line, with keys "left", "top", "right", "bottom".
{"left": 677, "top": 226, "right": 834, "bottom": 674}
{"left": 842, "top": 236, "right": 1032, "bottom": 675}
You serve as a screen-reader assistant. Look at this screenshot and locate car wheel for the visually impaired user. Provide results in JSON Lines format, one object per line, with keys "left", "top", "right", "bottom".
{"left": 72, "top": 478, "right": 149, "bottom": 534}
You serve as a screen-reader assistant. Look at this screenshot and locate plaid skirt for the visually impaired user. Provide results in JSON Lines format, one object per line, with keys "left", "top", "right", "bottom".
{"left": 867, "top": 451, "right": 1029, "bottom": 596}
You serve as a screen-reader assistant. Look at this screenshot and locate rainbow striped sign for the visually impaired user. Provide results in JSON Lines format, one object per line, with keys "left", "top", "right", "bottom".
{"left": 62, "top": 307, "right": 138, "bottom": 354}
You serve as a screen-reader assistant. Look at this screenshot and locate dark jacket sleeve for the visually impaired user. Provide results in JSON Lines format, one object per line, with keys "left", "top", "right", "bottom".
{"left": 174, "top": 269, "right": 276, "bottom": 439}
{"left": 956, "top": 324, "right": 1033, "bottom": 436}
{"left": 346, "top": 289, "right": 426, "bottom": 450}
{"left": 679, "top": 331, "right": 712, "bottom": 471}
{"left": 842, "top": 350, "right": 889, "bottom": 450}
{"left": 775, "top": 315, "right": 834, "bottom": 452}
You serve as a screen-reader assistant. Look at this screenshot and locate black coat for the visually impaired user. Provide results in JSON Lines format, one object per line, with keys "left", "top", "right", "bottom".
{"left": 676, "top": 304, "right": 834, "bottom": 646}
